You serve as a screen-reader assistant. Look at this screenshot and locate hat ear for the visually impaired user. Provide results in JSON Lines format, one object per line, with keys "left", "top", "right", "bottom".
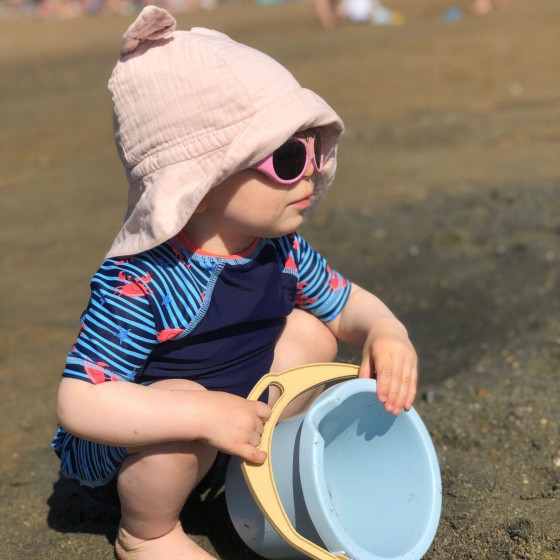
{"left": 121, "top": 6, "right": 177, "bottom": 55}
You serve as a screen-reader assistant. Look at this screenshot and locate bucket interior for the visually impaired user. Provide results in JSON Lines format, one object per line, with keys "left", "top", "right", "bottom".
{"left": 308, "top": 389, "right": 439, "bottom": 558}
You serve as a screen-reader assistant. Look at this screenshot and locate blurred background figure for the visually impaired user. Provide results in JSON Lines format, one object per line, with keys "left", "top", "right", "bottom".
{"left": 472, "top": 0, "right": 508, "bottom": 14}
{"left": 1, "top": 0, "right": 216, "bottom": 19}
{"left": 313, "top": 0, "right": 403, "bottom": 28}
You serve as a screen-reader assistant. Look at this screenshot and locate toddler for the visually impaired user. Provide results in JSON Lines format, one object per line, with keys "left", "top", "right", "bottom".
{"left": 52, "top": 7, "right": 418, "bottom": 559}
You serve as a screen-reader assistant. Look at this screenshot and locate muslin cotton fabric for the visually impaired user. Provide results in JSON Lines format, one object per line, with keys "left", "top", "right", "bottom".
{"left": 106, "top": 6, "right": 344, "bottom": 258}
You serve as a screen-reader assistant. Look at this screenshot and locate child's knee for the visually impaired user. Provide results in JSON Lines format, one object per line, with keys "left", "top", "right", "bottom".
{"left": 120, "top": 439, "right": 218, "bottom": 497}
{"left": 123, "top": 382, "right": 217, "bottom": 482}
{"left": 283, "top": 309, "right": 338, "bottom": 363}
{"left": 275, "top": 308, "right": 338, "bottom": 367}
{"left": 313, "top": 317, "right": 339, "bottom": 362}
{"left": 126, "top": 441, "right": 213, "bottom": 476}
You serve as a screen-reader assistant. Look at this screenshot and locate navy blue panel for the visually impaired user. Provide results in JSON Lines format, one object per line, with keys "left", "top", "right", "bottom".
{"left": 140, "top": 243, "right": 297, "bottom": 398}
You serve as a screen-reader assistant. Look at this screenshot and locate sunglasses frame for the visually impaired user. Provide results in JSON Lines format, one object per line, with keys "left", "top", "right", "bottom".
{"left": 251, "top": 134, "right": 324, "bottom": 185}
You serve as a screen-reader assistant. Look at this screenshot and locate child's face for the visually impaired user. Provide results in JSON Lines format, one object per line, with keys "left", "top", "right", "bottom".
{"left": 186, "top": 148, "right": 317, "bottom": 254}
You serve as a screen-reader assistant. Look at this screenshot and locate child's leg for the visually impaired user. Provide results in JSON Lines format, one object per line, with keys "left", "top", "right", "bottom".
{"left": 313, "top": 0, "right": 339, "bottom": 28}
{"left": 115, "top": 311, "right": 337, "bottom": 558}
{"left": 269, "top": 308, "right": 338, "bottom": 419}
{"left": 472, "top": 0, "right": 492, "bottom": 14}
{"left": 115, "top": 379, "right": 217, "bottom": 560}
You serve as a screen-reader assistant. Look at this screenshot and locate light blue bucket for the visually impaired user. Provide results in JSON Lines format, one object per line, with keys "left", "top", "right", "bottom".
{"left": 226, "top": 367, "right": 441, "bottom": 560}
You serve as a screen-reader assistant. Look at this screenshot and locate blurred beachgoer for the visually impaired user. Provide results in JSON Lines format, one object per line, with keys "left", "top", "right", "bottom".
{"left": 51, "top": 6, "right": 417, "bottom": 559}
{"left": 21, "top": 0, "right": 214, "bottom": 19}
{"left": 313, "top": 0, "right": 403, "bottom": 28}
{"left": 37, "top": 0, "right": 85, "bottom": 19}
{"left": 472, "top": 0, "right": 508, "bottom": 15}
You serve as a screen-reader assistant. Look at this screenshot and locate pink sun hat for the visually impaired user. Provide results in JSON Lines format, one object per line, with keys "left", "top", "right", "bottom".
{"left": 106, "top": 6, "right": 344, "bottom": 258}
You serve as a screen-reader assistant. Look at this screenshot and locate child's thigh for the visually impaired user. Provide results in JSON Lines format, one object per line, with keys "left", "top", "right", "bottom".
{"left": 269, "top": 309, "right": 338, "bottom": 418}
{"left": 272, "top": 308, "right": 338, "bottom": 371}
{"left": 126, "top": 377, "right": 214, "bottom": 458}
{"left": 145, "top": 377, "right": 208, "bottom": 392}
{"left": 120, "top": 379, "right": 218, "bottom": 502}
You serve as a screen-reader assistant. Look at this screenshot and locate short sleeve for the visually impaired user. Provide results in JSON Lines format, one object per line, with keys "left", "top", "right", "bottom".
{"left": 291, "top": 233, "right": 351, "bottom": 322}
{"left": 63, "top": 259, "right": 160, "bottom": 384}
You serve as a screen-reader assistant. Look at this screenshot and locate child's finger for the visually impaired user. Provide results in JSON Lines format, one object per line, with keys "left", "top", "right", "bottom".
{"left": 371, "top": 356, "right": 394, "bottom": 405}
{"left": 404, "top": 366, "right": 418, "bottom": 410}
{"left": 254, "top": 401, "right": 272, "bottom": 423}
{"left": 384, "top": 354, "right": 405, "bottom": 413}
{"left": 238, "top": 443, "right": 267, "bottom": 465}
{"left": 246, "top": 428, "right": 263, "bottom": 447}
{"left": 393, "top": 358, "right": 417, "bottom": 414}
{"left": 357, "top": 354, "right": 371, "bottom": 382}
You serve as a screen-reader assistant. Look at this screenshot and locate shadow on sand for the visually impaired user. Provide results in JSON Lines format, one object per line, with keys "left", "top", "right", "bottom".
{"left": 46, "top": 464, "right": 260, "bottom": 560}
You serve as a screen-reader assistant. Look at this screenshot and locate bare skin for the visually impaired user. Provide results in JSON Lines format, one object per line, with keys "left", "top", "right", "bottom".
{"left": 114, "top": 310, "right": 339, "bottom": 560}
{"left": 472, "top": 0, "right": 508, "bottom": 14}
{"left": 57, "top": 140, "right": 417, "bottom": 559}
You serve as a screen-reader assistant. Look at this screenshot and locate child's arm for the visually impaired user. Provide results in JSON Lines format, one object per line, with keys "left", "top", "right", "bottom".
{"left": 326, "top": 283, "right": 418, "bottom": 415}
{"left": 57, "top": 378, "right": 271, "bottom": 463}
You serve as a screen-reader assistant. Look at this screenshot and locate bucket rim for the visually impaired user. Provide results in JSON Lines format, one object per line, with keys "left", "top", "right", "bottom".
{"left": 299, "top": 378, "right": 442, "bottom": 560}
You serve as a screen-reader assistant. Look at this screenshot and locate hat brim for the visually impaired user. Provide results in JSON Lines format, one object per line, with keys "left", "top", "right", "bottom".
{"left": 106, "top": 87, "right": 343, "bottom": 259}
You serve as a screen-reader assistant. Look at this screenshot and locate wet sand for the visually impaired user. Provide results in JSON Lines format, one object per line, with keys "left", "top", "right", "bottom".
{"left": 1, "top": 1, "right": 559, "bottom": 558}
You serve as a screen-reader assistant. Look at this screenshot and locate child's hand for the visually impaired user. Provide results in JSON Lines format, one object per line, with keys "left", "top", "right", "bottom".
{"left": 320, "top": 283, "right": 418, "bottom": 416}
{"left": 358, "top": 328, "right": 418, "bottom": 415}
{"left": 196, "top": 391, "right": 272, "bottom": 464}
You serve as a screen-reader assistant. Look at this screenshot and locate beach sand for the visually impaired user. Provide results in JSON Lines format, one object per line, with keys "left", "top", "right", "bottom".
{"left": 1, "top": 1, "right": 559, "bottom": 557}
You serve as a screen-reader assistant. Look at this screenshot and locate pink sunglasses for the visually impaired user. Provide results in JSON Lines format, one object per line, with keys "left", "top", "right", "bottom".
{"left": 251, "top": 133, "right": 324, "bottom": 185}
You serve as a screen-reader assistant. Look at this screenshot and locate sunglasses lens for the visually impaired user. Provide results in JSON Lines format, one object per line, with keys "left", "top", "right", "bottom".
{"left": 272, "top": 140, "right": 307, "bottom": 181}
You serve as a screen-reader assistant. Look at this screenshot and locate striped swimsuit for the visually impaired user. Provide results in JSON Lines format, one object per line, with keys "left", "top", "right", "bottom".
{"left": 52, "top": 231, "right": 350, "bottom": 487}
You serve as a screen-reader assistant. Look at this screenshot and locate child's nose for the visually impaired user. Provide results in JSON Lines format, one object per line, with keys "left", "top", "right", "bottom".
{"left": 302, "top": 158, "right": 315, "bottom": 179}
